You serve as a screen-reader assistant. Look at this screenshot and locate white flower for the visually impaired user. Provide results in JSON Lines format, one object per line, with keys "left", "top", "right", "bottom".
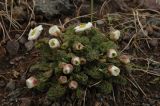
{"left": 49, "top": 38, "right": 60, "bottom": 49}
{"left": 49, "top": 25, "right": 61, "bottom": 37}
{"left": 108, "top": 65, "right": 120, "bottom": 76}
{"left": 26, "top": 76, "right": 38, "bottom": 88}
{"left": 69, "top": 80, "right": 78, "bottom": 90}
{"left": 71, "top": 56, "right": 81, "bottom": 66}
{"left": 28, "top": 25, "right": 43, "bottom": 40}
{"left": 74, "top": 22, "right": 93, "bottom": 32}
{"left": 110, "top": 30, "right": 120, "bottom": 41}
{"left": 107, "top": 49, "right": 117, "bottom": 58}
{"left": 63, "top": 64, "right": 74, "bottom": 74}
{"left": 119, "top": 54, "right": 130, "bottom": 64}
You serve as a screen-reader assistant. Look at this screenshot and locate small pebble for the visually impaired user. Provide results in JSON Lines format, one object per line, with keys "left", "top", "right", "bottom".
{"left": 96, "top": 20, "right": 105, "bottom": 26}
{"left": 19, "top": 36, "right": 27, "bottom": 44}
{"left": 6, "top": 40, "right": 19, "bottom": 56}
{"left": 142, "top": 103, "right": 150, "bottom": 106}
{"left": 149, "top": 39, "right": 158, "bottom": 47}
{"left": 0, "top": 80, "right": 6, "bottom": 87}
{"left": 20, "top": 98, "right": 31, "bottom": 106}
{"left": 25, "top": 41, "right": 34, "bottom": 51}
{"left": 52, "top": 102, "right": 60, "bottom": 106}
{"left": 6, "top": 79, "right": 16, "bottom": 91}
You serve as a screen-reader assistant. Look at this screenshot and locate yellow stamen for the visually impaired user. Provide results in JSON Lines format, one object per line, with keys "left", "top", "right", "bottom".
{"left": 79, "top": 24, "right": 86, "bottom": 28}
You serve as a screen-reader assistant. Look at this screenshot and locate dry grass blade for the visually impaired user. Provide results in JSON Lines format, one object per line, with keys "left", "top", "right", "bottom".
{"left": 127, "top": 75, "right": 147, "bottom": 97}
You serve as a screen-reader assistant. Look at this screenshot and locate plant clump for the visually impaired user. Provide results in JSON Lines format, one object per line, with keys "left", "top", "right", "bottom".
{"left": 26, "top": 22, "right": 131, "bottom": 101}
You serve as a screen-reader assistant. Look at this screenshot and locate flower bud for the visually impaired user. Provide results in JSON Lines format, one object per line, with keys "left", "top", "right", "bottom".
{"left": 63, "top": 64, "right": 73, "bottom": 74}
{"left": 110, "top": 30, "right": 120, "bottom": 41}
{"left": 58, "top": 76, "right": 68, "bottom": 84}
{"left": 49, "top": 25, "right": 61, "bottom": 37}
{"left": 73, "top": 42, "right": 84, "bottom": 50}
{"left": 69, "top": 80, "right": 78, "bottom": 90}
{"left": 49, "top": 38, "right": 60, "bottom": 49}
{"left": 119, "top": 55, "right": 130, "bottom": 64}
{"left": 71, "top": 56, "right": 81, "bottom": 66}
{"left": 107, "top": 49, "right": 117, "bottom": 58}
{"left": 26, "top": 76, "right": 38, "bottom": 88}
{"left": 108, "top": 65, "right": 120, "bottom": 76}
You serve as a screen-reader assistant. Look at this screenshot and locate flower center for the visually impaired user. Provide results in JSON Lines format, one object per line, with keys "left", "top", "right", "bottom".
{"left": 79, "top": 24, "right": 86, "bottom": 28}
{"left": 31, "top": 29, "right": 36, "bottom": 36}
{"left": 112, "top": 53, "right": 116, "bottom": 57}
{"left": 50, "top": 41, "right": 55, "bottom": 46}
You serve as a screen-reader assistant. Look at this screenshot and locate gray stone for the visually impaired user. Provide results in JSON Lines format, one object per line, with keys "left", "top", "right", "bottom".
{"left": 34, "top": 0, "right": 73, "bottom": 19}
{"left": 52, "top": 102, "right": 60, "bottom": 106}
{"left": 6, "top": 79, "right": 15, "bottom": 91}
{"left": 0, "top": 80, "right": 6, "bottom": 87}
{"left": 6, "top": 40, "right": 19, "bottom": 56}
{"left": 96, "top": 20, "right": 105, "bottom": 26}
{"left": 19, "top": 36, "right": 27, "bottom": 44}
{"left": 19, "top": 98, "right": 31, "bottom": 106}
{"left": 149, "top": 39, "right": 158, "bottom": 47}
{"left": 25, "top": 41, "right": 34, "bottom": 51}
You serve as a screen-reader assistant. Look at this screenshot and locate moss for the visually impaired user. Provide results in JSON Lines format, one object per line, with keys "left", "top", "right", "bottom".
{"left": 47, "top": 84, "right": 66, "bottom": 101}
{"left": 99, "top": 41, "right": 118, "bottom": 53}
{"left": 30, "top": 25, "right": 132, "bottom": 101}
{"left": 73, "top": 72, "right": 88, "bottom": 85}
{"left": 35, "top": 81, "right": 51, "bottom": 92}
{"left": 76, "top": 88, "right": 84, "bottom": 98}
{"left": 96, "top": 81, "right": 113, "bottom": 94}
{"left": 109, "top": 75, "right": 127, "bottom": 85}
{"left": 29, "top": 63, "right": 51, "bottom": 72}
{"left": 86, "top": 67, "right": 103, "bottom": 80}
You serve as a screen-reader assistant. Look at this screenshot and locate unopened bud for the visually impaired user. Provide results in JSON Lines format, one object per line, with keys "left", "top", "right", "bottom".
{"left": 119, "top": 55, "right": 130, "bottom": 64}
{"left": 26, "top": 76, "right": 38, "bottom": 88}
{"left": 58, "top": 76, "right": 68, "bottom": 84}
{"left": 69, "top": 80, "right": 78, "bottom": 90}
{"left": 63, "top": 64, "right": 74, "bottom": 74}
{"left": 110, "top": 30, "right": 120, "bottom": 41}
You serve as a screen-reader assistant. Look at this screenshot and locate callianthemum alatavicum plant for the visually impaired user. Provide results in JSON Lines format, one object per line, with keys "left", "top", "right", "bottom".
{"left": 26, "top": 22, "right": 132, "bottom": 101}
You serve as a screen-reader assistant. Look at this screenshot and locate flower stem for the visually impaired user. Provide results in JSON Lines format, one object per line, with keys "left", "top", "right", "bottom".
{"left": 91, "top": 0, "right": 94, "bottom": 22}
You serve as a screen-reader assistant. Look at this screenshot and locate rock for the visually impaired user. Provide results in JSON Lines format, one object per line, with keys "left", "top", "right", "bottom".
{"left": 25, "top": 41, "right": 34, "bottom": 51}
{"left": 6, "top": 40, "right": 19, "bottom": 56}
{"left": 142, "top": 103, "right": 150, "bottom": 106}
{"left": 6, "top": 79, "right": 16, "bottom": 91}
{"left": 20, "top": 98, "right": 31, "bottom": 106}
{"left": 30, "top": 21, "right": 37, "bottom": 28}
{"left": 34, "top": 0, "right": 74, "bottom": 19}
{"left": 42, "top": 97, "right": 52, "bottom": 106}
{"left": 0, "top": 46, "right": 6, "bottom": 59}
{"left": 148, "top": 99, "right": 155, "bottom": 105}
{"left": 149, "top": 39, "right": 158, "bottom": 47}
{"left": 7, "top": 88, "right": 24, "bottom": 98}
{"left": 96, "top": 20, "right": 105, "bottom": 26}
{"left": 19, "top": 36, "right": 27, "bottom": 44}
{"left": 0, "top": 80, "right": 6, "bottom": 88}
{"left": 52, "top": 102, "right": 60, "bottom": 106}
{"left": 12, "top": 6, "right": 27, "bottom": 20}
